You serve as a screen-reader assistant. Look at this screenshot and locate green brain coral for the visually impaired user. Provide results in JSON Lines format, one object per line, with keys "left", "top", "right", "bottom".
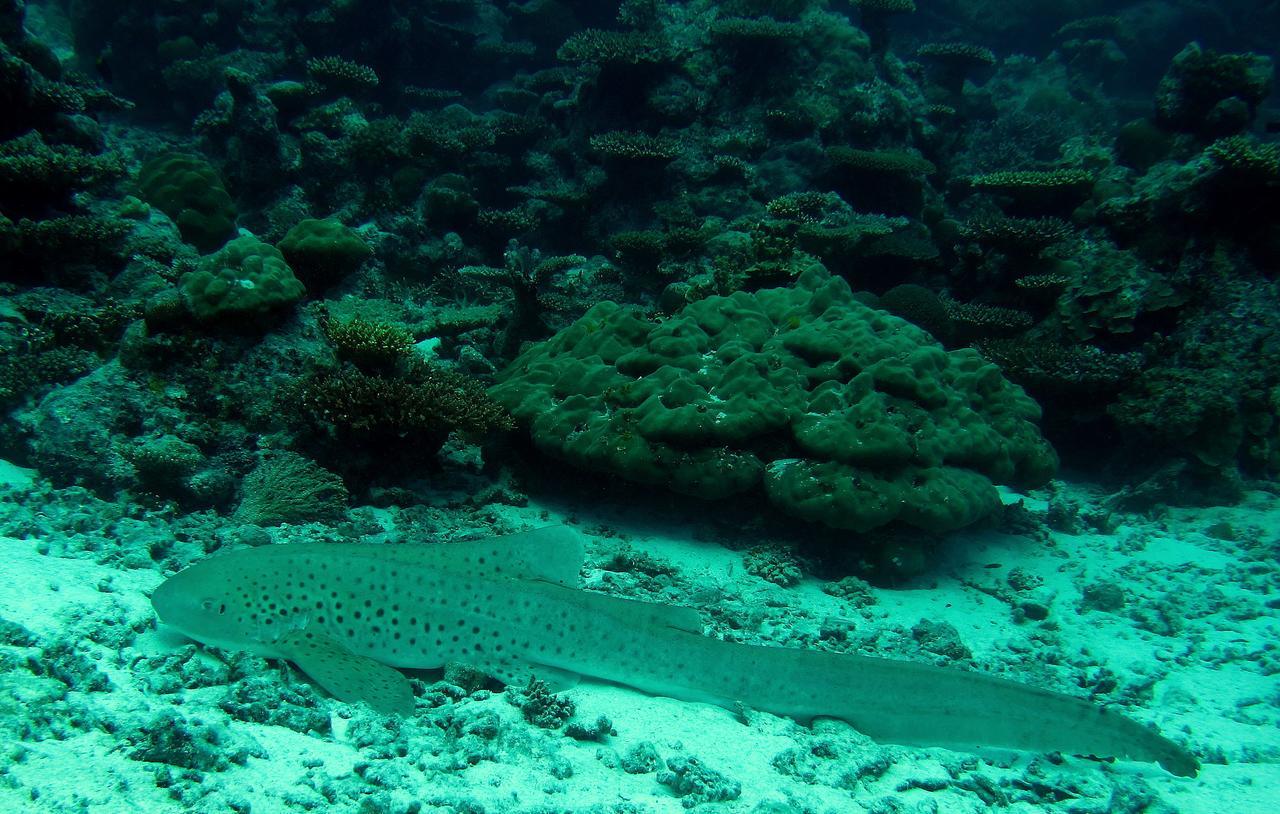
{"left": 490, "top": 266, "right": 1056, "bottom": 533}
{"left": 277, "top": 217, "right": 372, "bottom": 287}
{"left": 137, "top": 153, "right": 237, "bottom": 253}
{"left": 180, "top": 235, "right": 306, "bottom": 323}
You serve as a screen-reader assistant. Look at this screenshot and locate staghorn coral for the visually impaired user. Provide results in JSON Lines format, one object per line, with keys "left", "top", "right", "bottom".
{"left": 708, "top": 17, "right": 804, "bottom": 46}
{"left": 917, "top": 43, "right": 996, "bottom": 66}
{"left": 967, "top": 169, "right": 1094, "bottom": 215}
{"left": 610, "top": 229, "right": 667, "bottom": 267}
{"left": 962, "top": 215, "right": 1073, "bottom": 255}
{"left": 589, "top": 131, "right": 682, "bottom": 162}
{"left": 292, "top": 361, "right": 513, "bottom": 459}
{"left": 723, "top": 0, "right": 814, "bottom": 18}
{"left": 794, "top": 217, "right": 898, "bottom": 263}
{"left": 1013, "top": 272, "right": 1072, "bottom": 302}
{"left": 825, "top": 149, "right": 936, "bottom": 217}
{"left": 4, "top": 215, "right": 131, "bottom": 274}
{"left": 1053, "top": 16, "right": 1123, "bottom": 42}
{"left": 853, "top": 0, "right": 915, "bottom": 8}
{"left": 765, "top": 191, "right": 843, "bottom": 224}
{"left": 916, "top": 43, "right": 997, "bottom": 95}
{"left": 969, "top": 169, "right": 1093, "bottom": 194}
{"left": 944, "top": 299, "right": 1035, "bottom": 339}
{"left": 306, "top": 56, "right": 380, "bottom": 96}
{"left": 557, "top": 29, "right": 673, "bottom": 66}
{"left": 826, "top": 146, "right": 935, "bottom": 175}
{"left": 0, "top": 132, "right": 124, "bottom": 215}
{"left": 319, "top": 312, "right": 415, "bottom": 372}
{"left": 424, "top": 305, "right": 503, "bottom": 337}
{"left": 852, "top": 0, "right": 916, "bottom": 53}
{"left": 976, "top": 340, "right": 1141, "bottom": 395}
{"left": 854, "top": 222, "right": 940, "bottom": 265}
{"left": 1205, "top": 135, "right": 1280, "bottom": 181}
{"left": 476, "top": 205, "right": 539, "bottom": 237}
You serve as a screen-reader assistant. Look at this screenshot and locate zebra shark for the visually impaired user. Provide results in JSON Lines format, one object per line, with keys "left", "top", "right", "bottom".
{"left": 151, "top": 526, "right": 1198, "bottom": 776}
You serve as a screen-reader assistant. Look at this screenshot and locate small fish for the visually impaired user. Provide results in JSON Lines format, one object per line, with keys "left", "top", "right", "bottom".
{"left": 152, "top": 527, "right": 1198, "bottom": 776}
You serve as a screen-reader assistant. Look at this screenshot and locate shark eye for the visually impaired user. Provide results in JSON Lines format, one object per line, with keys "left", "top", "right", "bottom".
{"left": 200, "top": 599, "right": 228, "bottom": 614}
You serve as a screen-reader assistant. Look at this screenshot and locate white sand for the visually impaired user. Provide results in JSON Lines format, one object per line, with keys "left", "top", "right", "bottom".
{"left": 1, "top": 481, "right": 1277, "bottom": 813}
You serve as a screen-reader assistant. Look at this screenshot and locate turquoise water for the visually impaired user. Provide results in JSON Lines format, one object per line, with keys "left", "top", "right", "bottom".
{"left": 1, "top": 1, "right": 1277, "bottom": 811}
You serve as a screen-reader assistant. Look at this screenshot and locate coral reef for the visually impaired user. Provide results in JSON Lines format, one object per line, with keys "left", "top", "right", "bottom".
{"left": 0, "top": 0, "right": 1275, "bottom": 531}
{"left": 491, "top": 266, "right": 1055, "bottom": 533}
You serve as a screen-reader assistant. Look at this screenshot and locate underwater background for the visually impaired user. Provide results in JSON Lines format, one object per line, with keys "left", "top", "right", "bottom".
{"left": 1, "top": 0, "right": 1278, "bottom": 811}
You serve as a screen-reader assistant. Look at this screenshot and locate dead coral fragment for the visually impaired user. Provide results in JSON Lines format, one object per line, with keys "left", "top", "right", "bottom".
{"left": 916, "top": 43, "right": 997, "bottom": 94}
{"left": 743, "top": 544, "right": 803, "bottom": 587}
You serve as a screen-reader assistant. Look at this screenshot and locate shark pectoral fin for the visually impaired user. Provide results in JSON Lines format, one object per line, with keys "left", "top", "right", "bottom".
{"left": 276, "top": 630, "right": 414, "bottom": 716}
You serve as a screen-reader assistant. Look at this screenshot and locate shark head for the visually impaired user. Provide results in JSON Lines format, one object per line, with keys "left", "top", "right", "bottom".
{"left": 152, "top": 550, "right": 286, "bottom": 655}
